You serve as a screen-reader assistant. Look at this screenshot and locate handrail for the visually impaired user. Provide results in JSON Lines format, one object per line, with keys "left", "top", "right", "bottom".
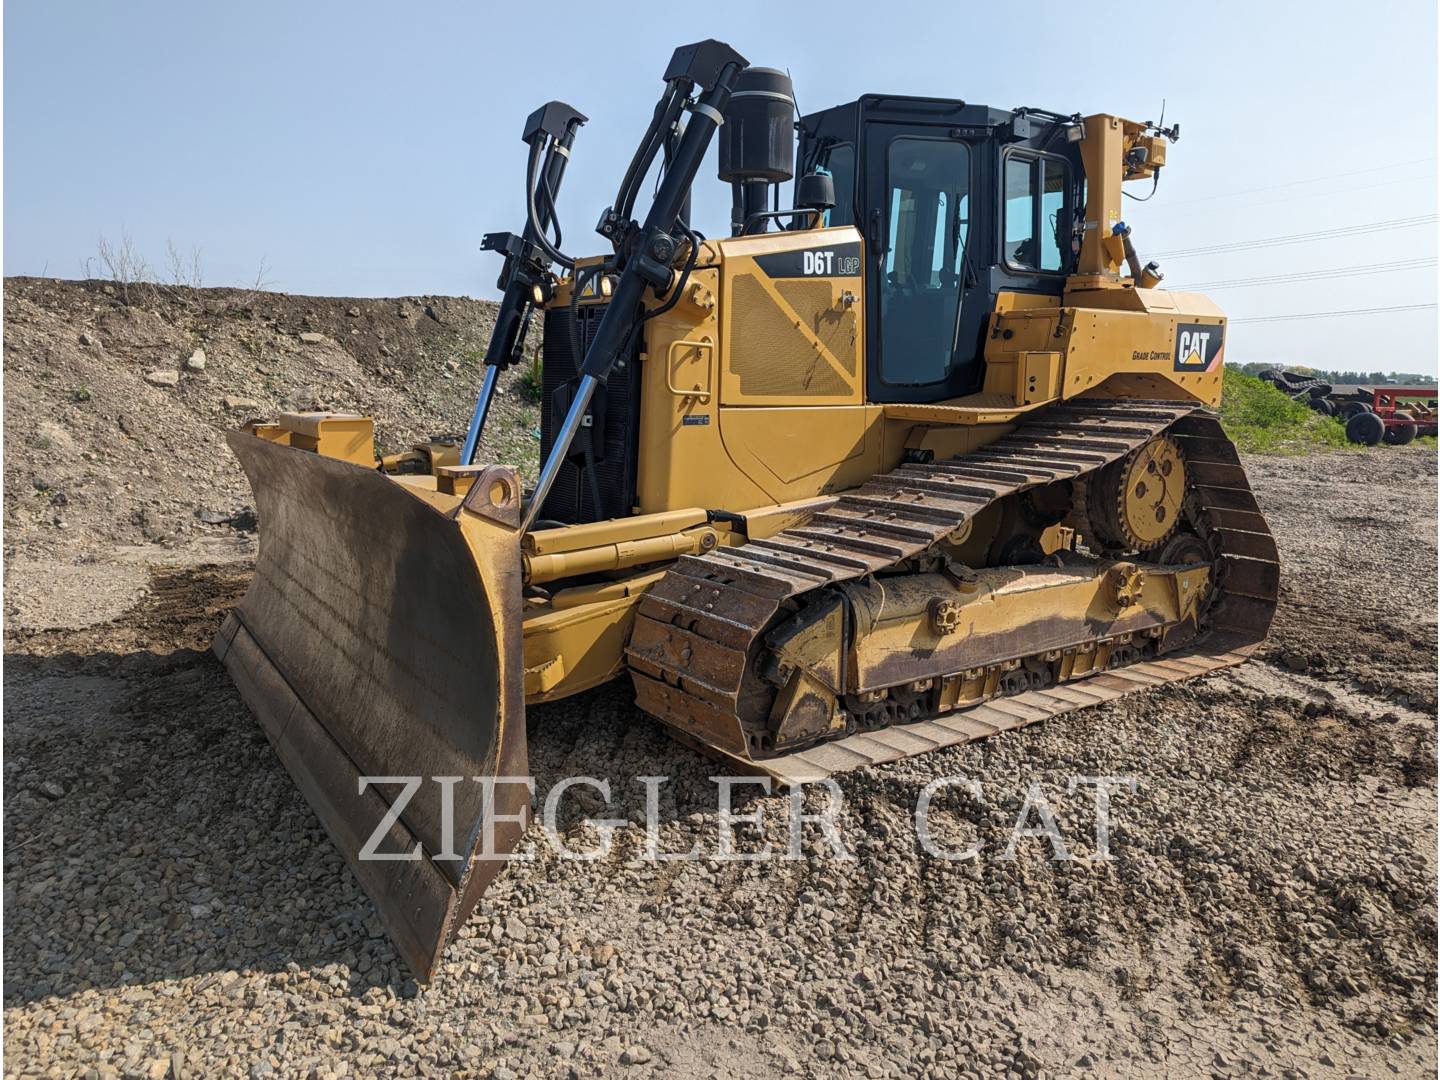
{"left": 666, "top": 336, "right": 714, "bottom": 403}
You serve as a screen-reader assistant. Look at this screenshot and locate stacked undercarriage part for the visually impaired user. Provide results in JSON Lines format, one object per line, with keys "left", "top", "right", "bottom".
{"left": 626, "top": 400, "right": 1279, "bottom": 783}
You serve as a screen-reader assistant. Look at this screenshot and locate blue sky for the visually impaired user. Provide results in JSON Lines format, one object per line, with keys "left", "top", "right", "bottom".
{"left": 5, "top": 0, "right": 1437, "bottom": 371}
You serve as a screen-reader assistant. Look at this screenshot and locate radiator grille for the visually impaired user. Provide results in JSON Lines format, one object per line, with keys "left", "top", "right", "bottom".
{"left": 729, "top": 273, "right": 856, "bottom": 397}
{"left": 539, "top": 302, "right": 641, "bottom": 525}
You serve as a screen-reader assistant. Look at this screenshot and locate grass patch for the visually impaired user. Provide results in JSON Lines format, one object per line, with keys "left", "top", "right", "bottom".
{"left": 520, "top": 352, "right": 544, "bottom": 405}
{"left": 1219, "top": 369, "right": 1351, "bottom": 454}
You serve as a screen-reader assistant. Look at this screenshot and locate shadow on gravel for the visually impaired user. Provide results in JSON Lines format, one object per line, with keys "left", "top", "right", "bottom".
{"left": 2, "top": 642, "right": 423, "bottom": 1005}
{"left": 1, "top": 563, "right": 713, "bottom": 1006}
{"left": 3, "top": 565, "right": 415, "bottom": 1003}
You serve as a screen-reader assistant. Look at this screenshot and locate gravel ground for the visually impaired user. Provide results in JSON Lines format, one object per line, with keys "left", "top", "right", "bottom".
{"left": 4, "top": 447, "right": 1436, "bottom": 1079}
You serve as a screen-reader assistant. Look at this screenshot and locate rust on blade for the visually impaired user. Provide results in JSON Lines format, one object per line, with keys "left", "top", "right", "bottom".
{"left": 215, "top": 432, "right": 528, "bottom": 980}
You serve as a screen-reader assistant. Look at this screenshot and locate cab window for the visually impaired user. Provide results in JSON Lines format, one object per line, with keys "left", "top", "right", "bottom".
{"left": 1003, "top": 152, "right": 1071, "bottom": 272}
{"left": 879, "top": 136, "right": 971, "bottom": 386}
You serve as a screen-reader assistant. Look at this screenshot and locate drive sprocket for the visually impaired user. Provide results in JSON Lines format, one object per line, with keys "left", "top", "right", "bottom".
{"left": 1080, "top": 435, "right": 1186, "bottom": 552}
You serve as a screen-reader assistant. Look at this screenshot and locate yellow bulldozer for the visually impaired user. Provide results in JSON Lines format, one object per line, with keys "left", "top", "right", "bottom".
{"left": 213, "top": 41, "right": 1277, "bottom": 978}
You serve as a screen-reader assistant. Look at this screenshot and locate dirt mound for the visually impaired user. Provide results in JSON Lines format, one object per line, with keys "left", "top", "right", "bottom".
{"left": 2, "top": 277, "right": 540, "bottom": 569}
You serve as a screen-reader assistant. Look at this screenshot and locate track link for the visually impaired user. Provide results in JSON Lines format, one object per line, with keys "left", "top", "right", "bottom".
{"left": 626, "top": 401, "right": 1279, "bottom": 780}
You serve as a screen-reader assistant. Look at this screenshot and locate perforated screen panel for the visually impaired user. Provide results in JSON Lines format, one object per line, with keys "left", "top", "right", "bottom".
{"left": 776, "top": 280, "right": 858, "bottom": 379}
{"left": 727, "top": 273, "right": 856, "bottom": 398}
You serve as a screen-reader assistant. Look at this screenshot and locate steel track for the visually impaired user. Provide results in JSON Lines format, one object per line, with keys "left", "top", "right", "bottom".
{"left": 626, "top": 401, "right": 1279, "bottom": 782}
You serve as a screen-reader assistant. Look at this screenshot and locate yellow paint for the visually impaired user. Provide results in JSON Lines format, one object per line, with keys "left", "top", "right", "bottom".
{"left": 985, "top": 289, "right": 1225, "bottom": 408}
{"left": 845, "top": 560, "right": 1210, "bottom": 694}
{"left": 521, "top": 571, "right": 664, "bottom": 701}
{"left": 245, "top": 422, "right": 292, "bottom": 445}
{"left": 524, "top": 524, "right": 721, "bottom": 584}
{"left": 634, "top": 229, "right": 881, "bottom": 515}
{"left": 718, "top": 226, "right": 864, "bottom": 407}
{"left": 525, "top": 508, "right": 712, "bottom": 555}
{"left": 241, "top": 114, "right": 1233, "bottom": 713}
{"left": 719, "top": 405, "right": 885, "bottom": 502}
{"left": 278, "top": 412, "right": 375, "bottom": 465}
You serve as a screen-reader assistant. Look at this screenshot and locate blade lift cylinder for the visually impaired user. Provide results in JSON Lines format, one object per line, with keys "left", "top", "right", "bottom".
{"left": 521, "top": 40, "right": 748, "bottom": 533}
{"left": 463, "top": 101, "right": 586, "bottom": 465}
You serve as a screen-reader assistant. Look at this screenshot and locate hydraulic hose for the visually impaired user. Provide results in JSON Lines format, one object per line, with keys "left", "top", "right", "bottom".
{"left": 616, "top": 86, "right": 687, "bottom": 222}
{"left": 1113, "top": 222, "right": 1144, "bottom": 281}
{"left": 568, "top": 262, "right": 604, "bottom": 368}
{"left": 539, "top": 174, "right": 562, "bottom": 250}
{"left": 466, "top": 105, "right": 584, "bottom": 463}
{"left": 611, "top": 91, "right": 669, "bottom": 214}
{"left": 526, "top": 139, "right": 574, "bottom": 270}
{"left": 641, "top": 225, "right": 703, "bottom": 324}
{"left": 523, "top": 57, "right": 745, "bottom": 533}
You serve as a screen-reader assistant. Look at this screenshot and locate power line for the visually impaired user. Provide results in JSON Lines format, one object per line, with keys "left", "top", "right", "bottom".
{"left": 1179, "top": 174, "right": 1437, "bottom": 221}
{"left": 1156, "top": 216, "right": 1438, "bottom": 258}
{"left": 1165, "top": 157, "right": 1436, "bottom": 207}
{"left": 1188, "top": 258, "right": 1438, "bottom": 290}
{"left": 1230, "top": 303, "right": 1437, "bottom": 324}
{"left": 1195, "top": 259, "right": 1437, "bottom": 289}
{"left": 1152, "top": 215, "right": 1438, "bottom": 259}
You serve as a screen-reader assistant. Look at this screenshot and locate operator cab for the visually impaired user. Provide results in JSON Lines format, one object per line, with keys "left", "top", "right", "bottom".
{"left": 797, "top": 97, "right": 1084, "bottom": 403}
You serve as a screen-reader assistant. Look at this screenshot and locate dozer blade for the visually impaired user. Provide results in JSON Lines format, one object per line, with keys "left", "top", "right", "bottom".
{"left": 213, "top": 431, "right": 528, "bottom": 980}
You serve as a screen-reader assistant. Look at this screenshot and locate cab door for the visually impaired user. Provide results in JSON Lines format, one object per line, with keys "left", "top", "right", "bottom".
{"left": 862, "top": 124, "right": 987, "bottom": 403}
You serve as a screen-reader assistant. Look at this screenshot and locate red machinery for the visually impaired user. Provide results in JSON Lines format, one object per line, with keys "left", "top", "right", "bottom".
{"left": 1371, "top": 387, "right": 1437, "bottom": 439}
{"left": 1342, "top": 386, "right": 1438, "bottom": 445}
